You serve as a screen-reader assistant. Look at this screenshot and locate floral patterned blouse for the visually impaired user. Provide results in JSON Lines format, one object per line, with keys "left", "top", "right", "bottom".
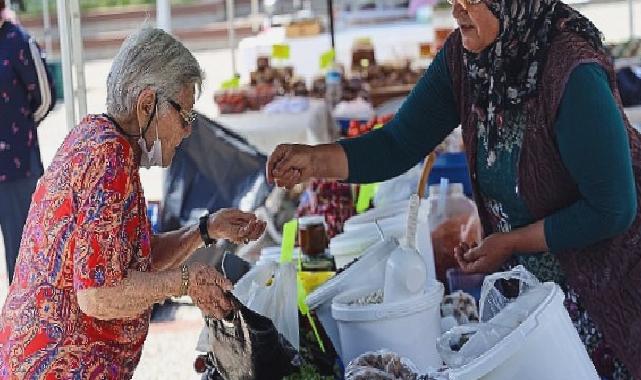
{"left": 0, "top": 115, "right": 152, "bottom": 379}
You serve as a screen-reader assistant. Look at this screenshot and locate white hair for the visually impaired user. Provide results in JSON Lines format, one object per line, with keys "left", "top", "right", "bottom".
{"left": 106, "top": 28, "right": 204, "bottom": 119}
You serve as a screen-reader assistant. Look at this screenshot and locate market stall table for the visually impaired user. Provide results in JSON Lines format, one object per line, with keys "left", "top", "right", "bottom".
{"left": 214, "top": 98, "right": 337, "bottom": 155}
{"left": 237, "top": 23, "right": 435, "bottom": 84}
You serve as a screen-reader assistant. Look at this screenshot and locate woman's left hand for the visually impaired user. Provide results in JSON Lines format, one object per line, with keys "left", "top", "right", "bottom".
{"left": 454, "top": 233, "right": 515, "bottom": 274}
{"left": 208, "top": 209, "right": 266, "bottom": 244}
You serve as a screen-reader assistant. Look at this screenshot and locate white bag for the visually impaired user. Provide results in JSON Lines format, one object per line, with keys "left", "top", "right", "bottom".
{"left": 374, "top": 164, "right": 422, "bottom": 207}
{"left": 233, "top": 260, "right": 300, "bottom": 350}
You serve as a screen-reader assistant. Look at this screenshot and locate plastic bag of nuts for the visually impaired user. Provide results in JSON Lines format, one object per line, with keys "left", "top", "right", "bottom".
{"left": 345, "top": 351, "right": 419, "bottom": 380}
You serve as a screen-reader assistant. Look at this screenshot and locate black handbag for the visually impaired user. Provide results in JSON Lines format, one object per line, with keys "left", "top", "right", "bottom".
{"left": 206, "top": 253, "right": 300, "bottom": 380}
{"left": 207, "top": 297, "right": 300, "bottom": 380}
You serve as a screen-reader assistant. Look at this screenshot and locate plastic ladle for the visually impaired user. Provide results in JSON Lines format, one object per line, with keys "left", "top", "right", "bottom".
{"left": 383, "top": 193, "right": 428, "bottom": 303}
{"left": 382, "top": 153, "right": 436, "bottom": 304}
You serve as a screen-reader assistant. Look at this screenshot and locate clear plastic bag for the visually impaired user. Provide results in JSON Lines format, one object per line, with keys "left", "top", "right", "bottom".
{"left": 345, "top": 350, "right": 420, "bottom": 380}
{"left": 441, "top": 290, "right": 479, "bottom": 326}
{"left": 345, "top": 350, "right": 448, "bottom": 380}
{"left": 478, "top": 265, "right": 541, "bottom": 322}
{"left": 233, "top": 260, "right": 300, "bottom": 350}
{"left": 437, "top": 266, "right": 546, "bottom": 368}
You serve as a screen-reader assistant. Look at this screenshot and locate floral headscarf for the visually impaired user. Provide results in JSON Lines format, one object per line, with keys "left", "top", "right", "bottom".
{"left": 465, "top": 0, "right": 606, "bottom": 150}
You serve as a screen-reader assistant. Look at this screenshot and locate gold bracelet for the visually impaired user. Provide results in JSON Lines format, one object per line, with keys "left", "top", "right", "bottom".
{"left": 180, "top": 264, "right": 190, "bottom": 296}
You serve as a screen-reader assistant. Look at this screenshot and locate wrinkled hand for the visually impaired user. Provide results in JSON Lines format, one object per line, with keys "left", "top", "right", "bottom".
{"left": 267, "top": 144, "right": 316, "bottom": 189}
{"left": 187, "top": 262, "right": 234, "bottom": 319}
{"left": 454, "top": 233, "right": 514, "bottom": 274}
{"left": 208, "top": 209, "right": 266, "bottom": 244}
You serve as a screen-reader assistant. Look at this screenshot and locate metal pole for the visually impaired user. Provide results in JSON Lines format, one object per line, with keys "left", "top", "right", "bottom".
{"left": 226, "top": 0, "right": 237, "bottom": 75}
{"left": 327, "top": 0, "right": 335, "bottom": 49}
{"left": 250, "top": 0, "right": 259, "bottom": 16}
{"left": 69, "top": 0, "right": 86, "bottom": 118}
{"left": 156, "top": 0, "right": 171, "bottom": 33}
{"left": 42, "top": 0, "right": 53, "bottom": 56}
{"left": 250, "top": 0, "right": 259, "bottom": 32}
{"left": 630, "top": 0, "right": 635, "bottom": 40}
{"left": 56, "top": 0, "right": 76, "bottom": 130}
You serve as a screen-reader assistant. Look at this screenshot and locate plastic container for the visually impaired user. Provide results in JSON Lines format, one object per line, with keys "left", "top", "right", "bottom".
{"left": 426, "top": 182, "right": 480, "bottom": 286}
{"left": 325, "top": 67, "right": 342, "bottom": 108}
{"left": 428, "top": 152, "right": 473, "bottom": 197}
{"left": 447, "top": 268, "right": 485, "bottom": 302}
{"left": 344, "top": 199, "right": 422, "bottom": 230}
{"left": 331, "top": 281, "right": 445, "bottom": 373}
{"left": 256, "top": 247, "right": 300, "bottom": 267}
{"left": 444, "top": 283, "right": 599, "bottom": 380}
{"left": 330, "top": 218, "right": 406, "bottom": 270}
{"left": 330, "top": 234, "right": 381, "bottom": 270}
{"left": 306, "top": 238, "right": 399, "bottom": 357}
{"left": 342, "top": 203, "right": 437, "bottom": 284}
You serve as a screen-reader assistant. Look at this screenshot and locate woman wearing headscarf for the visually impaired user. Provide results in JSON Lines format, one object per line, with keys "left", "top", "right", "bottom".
{"left": 267, "top": 1, "right": 641, "bottom": 378}
{"left": 0, "top": 28, "right": 266, "bottom": 379}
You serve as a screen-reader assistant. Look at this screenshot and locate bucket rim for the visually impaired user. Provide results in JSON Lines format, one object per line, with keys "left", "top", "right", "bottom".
{"left": 306, "top": 238, "right": 398, "bottom": 309}
{"left": 446, "top": 282, "right": 560, "bottom": 380}
{"left": 331, "top": 281, "right": 444, "bottom": 322}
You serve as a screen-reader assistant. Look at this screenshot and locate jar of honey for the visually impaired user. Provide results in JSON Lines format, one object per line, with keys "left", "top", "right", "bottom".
{"left": 298, "top": 216, "right": 328, "bottom": 257}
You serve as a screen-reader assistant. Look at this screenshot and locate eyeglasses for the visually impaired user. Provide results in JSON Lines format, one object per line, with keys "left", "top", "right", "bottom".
{"left": 167, "top": 99, "right": 197, "bottom": 130}
{"left": 447, "top": 0, "right": 484, "bottom": 5}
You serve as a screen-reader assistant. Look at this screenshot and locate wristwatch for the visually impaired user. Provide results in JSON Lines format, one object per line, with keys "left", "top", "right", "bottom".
{"left": 199, "top": 214, "right": 216, "bottom": 247}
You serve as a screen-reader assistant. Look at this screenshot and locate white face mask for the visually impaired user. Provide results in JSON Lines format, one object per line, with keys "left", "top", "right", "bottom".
{"left": 138, "top": 101, "right": 163, "bottom": 169}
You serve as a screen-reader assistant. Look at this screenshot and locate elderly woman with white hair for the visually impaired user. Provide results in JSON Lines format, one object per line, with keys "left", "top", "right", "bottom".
{"left": 0, "top": 28, "right": 265, "bottom": 378}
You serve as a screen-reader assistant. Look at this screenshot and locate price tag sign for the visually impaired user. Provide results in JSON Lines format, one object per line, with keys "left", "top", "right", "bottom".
{"left": 279, "top": 219, "right": 298, "bottom": 263}
{"left": 319, "top": 49, "right": 335, "bottom": 70}
{"left": 220, "top": 76, "right": 240, "bottom": 90}
{"left": 272, "top": 44, "right": 291, "bottom": 60}
{"left": 356, "top": 183, "right": 378, "bottom": 214}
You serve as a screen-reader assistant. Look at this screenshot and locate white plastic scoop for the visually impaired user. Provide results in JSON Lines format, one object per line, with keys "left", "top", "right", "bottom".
{"left": 383, "top": 193, "right": 428, "bottom": 303}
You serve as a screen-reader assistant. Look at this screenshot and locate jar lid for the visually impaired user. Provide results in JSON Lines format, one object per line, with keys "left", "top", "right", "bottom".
{"left": 428, "top": 182, "right": 464, "bottom": 197}
{"left": 298, "top": 215, "right": 326, "bottom": 226}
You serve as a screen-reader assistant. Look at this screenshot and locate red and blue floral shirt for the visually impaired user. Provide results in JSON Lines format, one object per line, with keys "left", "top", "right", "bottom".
{"left": 0, "top": 115, "right": 153, "bottom": 379}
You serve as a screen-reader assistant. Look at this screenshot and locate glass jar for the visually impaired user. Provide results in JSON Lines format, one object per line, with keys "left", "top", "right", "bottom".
{"left": 298, "top": 216, "right": 328, "bottom": 257}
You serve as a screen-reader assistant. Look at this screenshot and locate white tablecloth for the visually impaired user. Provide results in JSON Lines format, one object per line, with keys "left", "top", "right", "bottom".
{"left": 237, "top": 23, "right": 435, "bottom": 84}
{"left": 214, "top": 99, "right": 337, "bottom": 155}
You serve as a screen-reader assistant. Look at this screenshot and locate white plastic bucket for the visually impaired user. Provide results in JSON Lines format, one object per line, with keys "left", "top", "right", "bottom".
{"left": 341, "top": 205, "right": 437, "bottom": 283}
{"left": 332, "top": 281, "right": 444, "bottom": 373}
{"left": 329, "top": 236, "right": 378, "bottom": 270}
{"left": 256, "top": 247, "right": 299, "bottom": 267}
{"left": 344, "top": 200, "right": 412, "bottom": 228}
{"left": 329, "top": 227, "right": 398, "bottom": 270}
{"left": 446, "top": 283, "right": 599, "bottom": 380}
{"left": 306, "top": 238, "right": 399, "bottom": 357}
